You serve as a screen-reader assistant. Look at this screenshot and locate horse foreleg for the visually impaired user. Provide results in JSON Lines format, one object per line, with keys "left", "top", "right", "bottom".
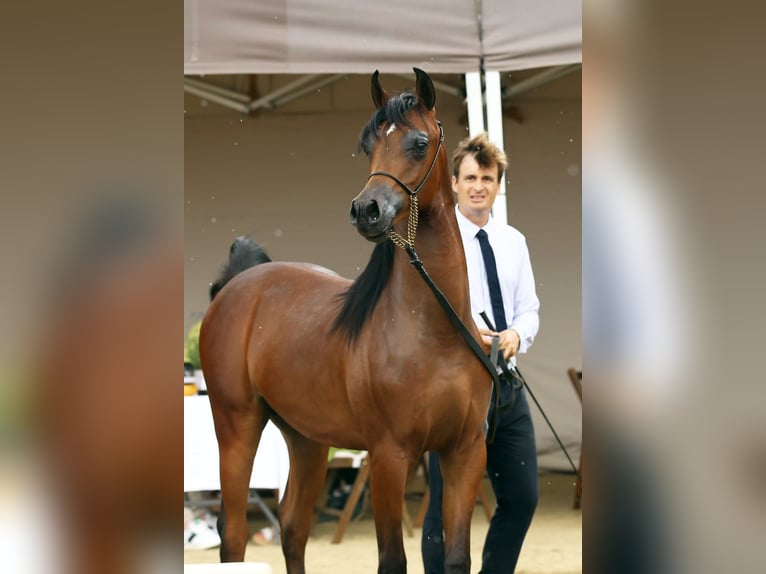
{"left": 278, "top": 431, "right": 329, "bottom": 574}
{"left": 215, "top": 406, "right": 266, "bottom": 562}
{"left": 367, "top": 449, "right": 411, "bottom": 574}
{"left": 439, "top": 439, "right": 487, "bottom": 574}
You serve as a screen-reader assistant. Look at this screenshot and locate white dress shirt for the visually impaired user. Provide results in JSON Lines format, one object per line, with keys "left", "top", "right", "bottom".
{"left": 456, "top": 205, "right": 540, "bottom": 364}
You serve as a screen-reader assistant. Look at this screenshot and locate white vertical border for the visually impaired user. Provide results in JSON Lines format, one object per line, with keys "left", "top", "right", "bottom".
{"left": 465, "top": 72, "right": 485, "bottom": 136}
{"left": 485, "top": 71, "right": 507, "bottom": 225}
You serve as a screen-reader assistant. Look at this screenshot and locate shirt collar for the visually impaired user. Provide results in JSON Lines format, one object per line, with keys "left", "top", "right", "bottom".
{"left": 455, "top": 204, "right": 496, "bottom": 242}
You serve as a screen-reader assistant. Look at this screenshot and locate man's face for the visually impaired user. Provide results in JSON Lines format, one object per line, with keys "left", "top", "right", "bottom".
{"left": 453, "top": 154, "right": 500, "bottom": 220}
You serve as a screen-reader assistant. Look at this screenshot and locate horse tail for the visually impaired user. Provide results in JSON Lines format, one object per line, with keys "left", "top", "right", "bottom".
{"left": 209, "top": 236, "right": 271, "bottom": 300}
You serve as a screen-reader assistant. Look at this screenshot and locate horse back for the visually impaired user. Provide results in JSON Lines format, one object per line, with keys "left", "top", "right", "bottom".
{"left": 200, "top": 262, "right": 367, "bottom": 446}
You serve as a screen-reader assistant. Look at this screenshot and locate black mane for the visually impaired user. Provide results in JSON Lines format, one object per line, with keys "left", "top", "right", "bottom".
{"left": 331, "top": 240, "right": 395, "bottom": 344}
{"left": 357, "top": 91, "right": 426, "bottom": 155}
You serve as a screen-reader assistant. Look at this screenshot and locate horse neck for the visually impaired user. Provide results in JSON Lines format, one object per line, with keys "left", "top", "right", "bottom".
{"left": 387, "top": 168, "right": 473, "bottom": 334}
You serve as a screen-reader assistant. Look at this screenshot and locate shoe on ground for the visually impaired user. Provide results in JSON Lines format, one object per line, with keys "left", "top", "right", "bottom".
{"left": 184, "top": 517, "right": 221, "bottom": 550}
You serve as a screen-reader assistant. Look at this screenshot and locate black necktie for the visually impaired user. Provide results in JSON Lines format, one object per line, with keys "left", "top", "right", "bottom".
{"left": 476, "top": 229, "right": 507, "bottom": 331}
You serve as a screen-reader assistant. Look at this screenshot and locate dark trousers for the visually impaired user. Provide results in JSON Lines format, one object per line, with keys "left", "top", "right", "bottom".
{"left": 421, "top": 382, "right": 538, "bottom": 574}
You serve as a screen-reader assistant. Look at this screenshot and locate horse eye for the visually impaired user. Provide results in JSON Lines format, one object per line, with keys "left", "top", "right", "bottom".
{"left": 412, "top": 139, "right": 428, "bottom": 155}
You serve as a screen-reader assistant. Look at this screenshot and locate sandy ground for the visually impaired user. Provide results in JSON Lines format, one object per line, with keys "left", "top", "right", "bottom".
{"left": 185, "top": 471, "right": 581, "bottom": 573}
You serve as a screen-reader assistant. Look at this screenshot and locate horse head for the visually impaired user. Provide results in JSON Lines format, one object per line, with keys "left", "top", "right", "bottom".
{"left": 349, "top": 68, "right": 445, "bottom": 243}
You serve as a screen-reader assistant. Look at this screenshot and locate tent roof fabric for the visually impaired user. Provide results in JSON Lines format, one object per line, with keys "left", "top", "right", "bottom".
{"left": 184, "top": 0, "right": 581, "bottom": 75}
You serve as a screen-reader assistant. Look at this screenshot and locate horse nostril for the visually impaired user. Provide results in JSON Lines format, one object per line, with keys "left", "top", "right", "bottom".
{"left": 349, "top": 200, "right": 359, "bottom": 224}
{"left": 365, "top": 199, "right": 380, "bottom": 223}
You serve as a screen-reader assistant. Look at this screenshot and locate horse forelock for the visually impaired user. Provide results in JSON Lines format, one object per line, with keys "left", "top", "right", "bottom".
{"left": 357, "top": 91, "right": 428, "bottom": 154}
{"left": 331, "top": 240, "right": 395, "bottom": 344}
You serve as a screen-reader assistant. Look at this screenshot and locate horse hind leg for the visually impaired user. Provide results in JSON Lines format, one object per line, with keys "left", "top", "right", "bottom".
{"left": 277, "top": 426, "right": 329, "bottom": 574}
{"left": 213, "top": 398, "right": 268, "bottom": 562}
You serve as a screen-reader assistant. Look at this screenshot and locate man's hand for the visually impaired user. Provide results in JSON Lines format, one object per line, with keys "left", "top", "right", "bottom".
{"left": 479, "top": 328, "right": 495, "bottom": 354}
{"left": 479, "top": 328, "right": 520, "bottom": 360}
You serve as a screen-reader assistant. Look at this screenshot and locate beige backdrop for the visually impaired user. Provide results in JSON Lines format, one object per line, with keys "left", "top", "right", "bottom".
{"left": 184, "top": 71, "right": 581, "bottom": 470}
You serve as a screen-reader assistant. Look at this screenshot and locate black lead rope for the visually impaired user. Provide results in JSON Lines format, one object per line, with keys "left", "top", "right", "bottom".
{"left": 479, "top": 312, "right": 580, "bottom": 476}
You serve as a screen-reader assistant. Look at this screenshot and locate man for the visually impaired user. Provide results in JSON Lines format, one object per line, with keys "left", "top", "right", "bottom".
{"left": 421, "top": 132, "right": 540, "bottom": 573}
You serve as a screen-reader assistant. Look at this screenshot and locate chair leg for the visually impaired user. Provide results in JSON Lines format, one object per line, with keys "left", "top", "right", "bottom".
{"left": 331, "top": 459, "right": 370, "bottom": 544}
{"left": 573, "top": 447, "right": 583, "bottom": 510}
{"left": 567, "top": 368, "right": 583, "bottom": 510}
{"left": 414, "top": 487, "right": 429, "bottom": 529}
{"left": 478, "top": 478, "right": 494, "bottom": 521}
{"left": 402, "top": 499, "right": 414, "bottom": 537}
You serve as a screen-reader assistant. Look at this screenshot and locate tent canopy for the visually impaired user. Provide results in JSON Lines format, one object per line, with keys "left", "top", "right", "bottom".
{"left": 184, "top": 0, "right": 581, "bottom": 75}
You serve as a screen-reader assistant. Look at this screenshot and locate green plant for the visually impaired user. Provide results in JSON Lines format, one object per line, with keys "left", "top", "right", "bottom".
{"left": 184, "top": 320, "right": 202, "bottom": 370}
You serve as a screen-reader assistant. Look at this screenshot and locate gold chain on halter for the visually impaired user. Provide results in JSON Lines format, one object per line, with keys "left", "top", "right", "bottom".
{"left": 388, "top": 194, "right": 419, "bottom": 251}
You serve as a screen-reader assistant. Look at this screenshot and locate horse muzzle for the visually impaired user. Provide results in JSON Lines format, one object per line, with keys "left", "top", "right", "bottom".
{"left": 349, "top": 188, "right": 401, "bottom": 243}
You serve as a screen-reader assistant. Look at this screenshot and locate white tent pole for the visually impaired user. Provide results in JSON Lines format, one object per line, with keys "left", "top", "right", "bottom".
{"left": 503, "top": 64, "right": 580, "bottom": 101}
{"left": 184, "top": 77, "right": 251, "bottom": 103}
{"left": 271, "top": 74, "right": 346, "bottom": 108}
{"left": 183, "top": 84, "right": 250, "bottom": 114}
{"left": 465, "top": 72, "right": 485, "bottom": 136}
{"left": 248, "top": 75, "right": 320, "bottom": 111}
{"left": 485, "top": 71, "right": 508, "bottom": 226}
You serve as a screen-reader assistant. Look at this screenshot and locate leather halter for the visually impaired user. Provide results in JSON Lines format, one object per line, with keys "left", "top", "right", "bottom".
{"left": 367, "top": 121, "right": 444, "bottom": 251}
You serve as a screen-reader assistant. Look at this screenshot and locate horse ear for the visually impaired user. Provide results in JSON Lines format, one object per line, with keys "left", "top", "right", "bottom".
{"left": 414, "top": 67, "right": 436, "bottom": 110}
{"left": 371, "top": 70, "right": 390, "bottom": 109}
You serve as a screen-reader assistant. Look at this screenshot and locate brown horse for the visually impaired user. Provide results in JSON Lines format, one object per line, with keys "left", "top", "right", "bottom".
{"left": 200, "top": 68, "right": 492, "bottom": 574}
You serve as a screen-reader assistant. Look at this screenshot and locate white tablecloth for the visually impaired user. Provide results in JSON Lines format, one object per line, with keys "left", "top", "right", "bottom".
{"left": 184, "top": 396, "right": 289, "bottom": 497}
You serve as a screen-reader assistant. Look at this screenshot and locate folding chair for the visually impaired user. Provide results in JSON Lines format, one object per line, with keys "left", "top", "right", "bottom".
{"left": 316, "top": 450, "right": 423, "bottom": 543}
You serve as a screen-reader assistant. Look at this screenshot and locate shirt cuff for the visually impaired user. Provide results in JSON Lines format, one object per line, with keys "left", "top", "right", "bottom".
{"left": 510, "top": 327, "right": 526, "bottom": 354}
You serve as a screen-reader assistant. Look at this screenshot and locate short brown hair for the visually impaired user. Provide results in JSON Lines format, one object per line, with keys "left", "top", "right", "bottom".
{"left": 451, "top": 132, "right": 507, "bottom": 181}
